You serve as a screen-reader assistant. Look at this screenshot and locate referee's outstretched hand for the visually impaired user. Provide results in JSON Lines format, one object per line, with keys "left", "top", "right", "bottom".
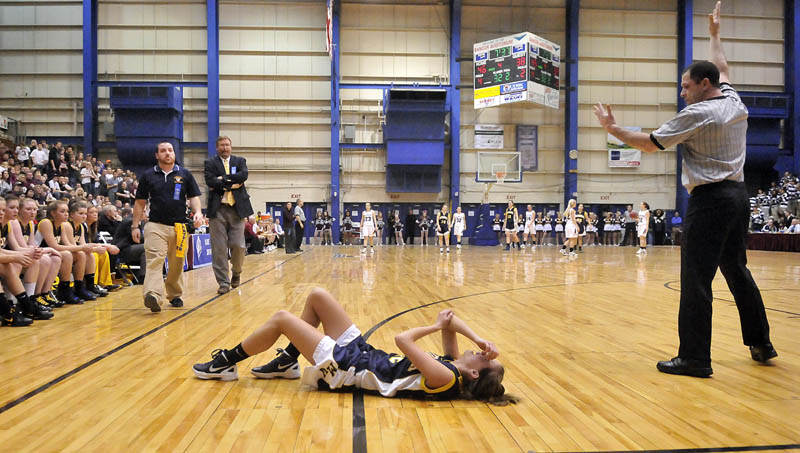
{"left": 709, "top": 1, "right": 721, "bottom": 38}
{"left": 593, "top": 103, "right": 616, "bottom": 130}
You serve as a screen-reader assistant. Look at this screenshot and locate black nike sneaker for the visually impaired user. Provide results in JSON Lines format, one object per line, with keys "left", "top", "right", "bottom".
{"left": 251, "top": 348, "right": 300, "bottom": 379}
{"left": 192, "top": 349, "right": 239, "bottom": 381}
{"left": 46, "top": 291, "right": 65, "bottom": 308}
{"left": 1, "top": 298, "right": 33, "bottom": 327}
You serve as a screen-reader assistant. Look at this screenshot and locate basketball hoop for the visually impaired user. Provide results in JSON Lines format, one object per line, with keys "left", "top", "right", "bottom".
{"left": 482, "top": 171, "right": 507, "bottom": 204}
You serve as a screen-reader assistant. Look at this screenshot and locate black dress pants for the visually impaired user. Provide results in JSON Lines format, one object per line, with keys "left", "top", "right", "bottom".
{"left": 678, "top": 180, "right": 771, "bottom": 363}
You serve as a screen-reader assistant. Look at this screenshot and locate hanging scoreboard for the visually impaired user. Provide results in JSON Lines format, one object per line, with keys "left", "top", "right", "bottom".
{"left": 473, "top": 32, "right": 561, "bottom": 110}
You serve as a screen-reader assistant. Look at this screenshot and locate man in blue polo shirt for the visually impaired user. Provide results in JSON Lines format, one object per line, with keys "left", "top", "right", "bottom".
{"left": 132, "top": 142, "right": 205, "bottom": 312}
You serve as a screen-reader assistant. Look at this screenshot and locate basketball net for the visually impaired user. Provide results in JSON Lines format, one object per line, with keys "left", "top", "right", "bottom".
{"left": 482, "top": 172, "right": 506, "bottom": 204}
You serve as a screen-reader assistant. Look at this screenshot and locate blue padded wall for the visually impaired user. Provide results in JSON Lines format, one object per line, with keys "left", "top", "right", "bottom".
{"left": 737, "top": 92, "right": 791, "bottom": 191}
{"left": 384, "top": 89, "right": 447, "bottom": 193}
{"left": 110, "top": 85, "right": 184, "bottom": 173}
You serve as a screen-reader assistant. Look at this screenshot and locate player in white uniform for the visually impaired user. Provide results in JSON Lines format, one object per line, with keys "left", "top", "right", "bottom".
{"left": 560, "top": 199, "right": 578, "bottom": 260}
{"left": 360, "top": 203, "right": 376, "bottom": 255}
{"left": 636, "top": 201, "right": 650, "bottom": 255}
{"left": 451, "top": 206, "right": 466, "bottom": 250}
{"left": 522, "top": 205, "right": 534, "bottom": 249}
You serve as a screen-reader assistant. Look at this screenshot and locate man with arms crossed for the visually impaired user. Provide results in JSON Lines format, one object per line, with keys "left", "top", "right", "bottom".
{"left": 204, "top": 136, "right": 253, "bottom": 295}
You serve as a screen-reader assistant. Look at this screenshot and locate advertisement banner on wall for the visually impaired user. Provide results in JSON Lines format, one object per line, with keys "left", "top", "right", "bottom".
{"left": 0, "top": 115, "right": 8, "bottom": 131}
{"left": 474, "top": 124, "right": 504, "bottom": 149}
{"left": 608, "top": 127, "right": 642, "bottom": 167}
{"left": 192, "top": 234, "right": 212, "bottom": 268}
{"left": 517, "top": 125, "right": 538, "bottom": 171}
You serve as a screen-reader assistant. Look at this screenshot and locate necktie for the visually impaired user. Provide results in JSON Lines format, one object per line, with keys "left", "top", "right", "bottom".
{"left": 223, "top": 159, "right": 235, "bottom": 205}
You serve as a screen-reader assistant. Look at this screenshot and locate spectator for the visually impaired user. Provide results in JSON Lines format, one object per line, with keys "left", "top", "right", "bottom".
{"left": 16, "top": 144, "right": 30, "bottom": 167}
{"left": 293, "top": 198, "right": 306, "bottom": 251}
{"left": 651, "top": 209, "right": 666, "bottom": 245}
{"left": 106, "top": 169, "right": 120, "bottom": 204}
{"left": 404, "top": 208, "right": 416, "bottom": 245}
{"left": 98, "top": 204, "right": 121, "bottom": 236}
{"left": 113, "top": 208, "right": 146, "bottom": 284}
{"left": 116, "top": 181, "right": 132, "bottom": 204}
{"left": 30, "top": 144, "right": 48, "bottom": 172}
{"left": 0, "top": 171, "right": 12, "bottom": 195}
{"left": 281, "top": 201, "right": 296, "bottom": 254}
{"left": 273, "top": 218, "right": 285, "bottom": 248}
{"left": 80, "top": 161, "right": 96, "bottom": 195}
{"left": 761, "top": 219, "right": 778, "bottom": 233}
{"left": 788, "top": 218, "right": 800, "bottom": 233}
{"left": 245, "top": 216, "right": 264, "bottom": 254}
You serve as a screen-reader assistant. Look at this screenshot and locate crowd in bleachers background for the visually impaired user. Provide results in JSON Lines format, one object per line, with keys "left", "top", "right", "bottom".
{"left": 2, "top": 139, "right": 137, "bottom": 215}
{"left": 749, "top": 171, "right": 799, "bottom": 233}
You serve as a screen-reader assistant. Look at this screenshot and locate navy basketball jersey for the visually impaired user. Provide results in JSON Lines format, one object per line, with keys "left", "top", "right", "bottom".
{"left": 329, "top": 338, "right": 462, "bottom": 399}
{"left": 437, "top": 214, "right": 449, "bottom": 231}
{"left": 21, "top": 221, "right": 34, "bottom": 244}
{"left": 0, "top": 223, "right": 9, "bottom": 250}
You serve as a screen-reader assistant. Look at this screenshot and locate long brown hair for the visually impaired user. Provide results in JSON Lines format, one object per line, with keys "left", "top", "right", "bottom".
{"left": 460, "top": 365, "right": 519, "bottom": 406}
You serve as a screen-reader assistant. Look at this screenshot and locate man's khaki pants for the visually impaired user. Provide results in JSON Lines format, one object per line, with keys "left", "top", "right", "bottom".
{"left": 143, "top": 222, "right": 185, "bottom": 307}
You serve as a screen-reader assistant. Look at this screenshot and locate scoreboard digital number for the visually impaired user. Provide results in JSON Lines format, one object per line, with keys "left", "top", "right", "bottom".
{"left": 474, "top": 47, "right": 527, "bottom": 89}
{"left": 473, "top": 32, "right": 561, "bottom": 109}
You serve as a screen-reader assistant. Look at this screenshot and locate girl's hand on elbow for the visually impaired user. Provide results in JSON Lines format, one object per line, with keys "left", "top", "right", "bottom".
{"left": 435, "top": 309, "right": 454, "bottom": 329}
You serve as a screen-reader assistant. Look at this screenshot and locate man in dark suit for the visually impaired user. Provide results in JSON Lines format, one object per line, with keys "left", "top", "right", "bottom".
{"left": 281, "top": 201, "right": 296, "bottom": 254}
{"left": 113, "top": 211, "right": 146, "bottom": 283}
{"left": 204, "top": 136, "right": 254, "bottom": 295}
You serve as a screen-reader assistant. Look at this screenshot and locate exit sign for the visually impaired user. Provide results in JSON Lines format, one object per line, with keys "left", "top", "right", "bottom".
{"left": 600, "top": 195, "right": 610, "bottom": 200}
{"left": 506, "top": 195, "right": 515, "bottom": 200}
{"left": 291, "top": 194, "right": 302, "bottom": 199}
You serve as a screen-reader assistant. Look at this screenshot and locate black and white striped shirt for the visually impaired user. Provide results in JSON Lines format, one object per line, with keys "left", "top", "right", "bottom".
{"left": 650, "top": 82, "right": 748, "bottom": 193}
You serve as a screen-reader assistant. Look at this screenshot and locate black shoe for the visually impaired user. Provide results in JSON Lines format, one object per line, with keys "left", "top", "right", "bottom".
{"left": 35, "top": 295, "right": 54, "bottom": 312}
{"left": 192, "top": 349, "right": 238, "bottom": 381}
{"left": 251, "top": 348, "right": 301, "bottom": 379}
{"left": 656, "top": 357, "right": 713, "bottom": 378}
{"left": 217, "top": 286, "right": 229, "bottom": 295}
{"left": 169, "top": 297, "right": 183, "bottom": 308}
{"left": 46, "top": 292, "right": 65, "bottom": 308}
{"left": 749, "top": 343, "right": 778, "bottom": 363}
{"left": 1, "top": 301, "right": 33, "bottom": 327}
{"left": 20, "top": 297, "right": 54, "bottom": 320}
{"left": 144, "top": 293, "right": 161, "bottom": 312}
{"left": 92, "top": 285, "right": 109, "bottom": 297}
{"left": 76, "top": 289, "right": 97, "bottom": 301}
{"left": 58, "top": 285, "right": 83, "bottom": 305}
{"left": 74, "top": 282, "right": 96, "bottom": 301}
{"left": 231, "top": 274, "right": 241, "bottom": 289}
{"left": 104, "top": 284, "right": 122, "bottom": 292}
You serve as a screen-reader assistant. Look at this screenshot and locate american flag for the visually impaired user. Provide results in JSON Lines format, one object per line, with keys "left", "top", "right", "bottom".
{"left": 326, "top": 0, "right": 333, "bottom": 59}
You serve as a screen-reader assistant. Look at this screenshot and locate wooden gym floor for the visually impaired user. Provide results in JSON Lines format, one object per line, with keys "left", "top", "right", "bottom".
{"left": 0, "top": 244, "right": 797, "bottom": 452}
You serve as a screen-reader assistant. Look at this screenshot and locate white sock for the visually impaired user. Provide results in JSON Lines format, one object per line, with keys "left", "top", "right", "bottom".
{"left": 24, "top": 283, "right": 36, "bottom": 296}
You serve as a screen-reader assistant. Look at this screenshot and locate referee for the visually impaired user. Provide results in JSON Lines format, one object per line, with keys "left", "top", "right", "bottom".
{"left": 593, "top": 1, "right": 775, "bottom": 377}
{"left": 132, "top": 142, "right": 205, "bottom": 312}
